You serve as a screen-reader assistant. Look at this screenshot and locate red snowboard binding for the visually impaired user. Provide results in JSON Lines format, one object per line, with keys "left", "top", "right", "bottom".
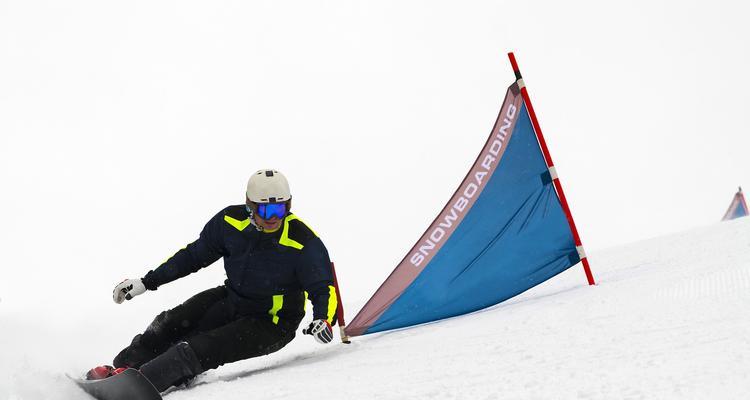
{"left": 86, "top": 365, "right": 128, "bottom": 380}
{"left": 71, "top": 367, "right": 163, "bottom": 400}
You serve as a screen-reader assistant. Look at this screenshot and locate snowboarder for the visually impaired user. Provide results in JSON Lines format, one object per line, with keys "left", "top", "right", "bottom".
{"left": 87, "top": 169, "right": 337, "bottom": 393}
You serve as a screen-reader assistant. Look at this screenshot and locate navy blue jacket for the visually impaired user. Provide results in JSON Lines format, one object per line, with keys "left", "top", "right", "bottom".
{"left": 141, "top": 206, "right": 337, "bottom": 326}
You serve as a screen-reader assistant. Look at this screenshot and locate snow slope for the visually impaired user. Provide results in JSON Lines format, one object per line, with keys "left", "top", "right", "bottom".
{"left": 3, "top": 218, "right": 750, "bottom": 400}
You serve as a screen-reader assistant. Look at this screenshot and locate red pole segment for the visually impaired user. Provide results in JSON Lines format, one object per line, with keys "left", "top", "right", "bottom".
{"left": 330, "top": 262, "right": 351, "bottom": 343}
{"left": 507, "top": 52, "right": 596, "bottom": 286}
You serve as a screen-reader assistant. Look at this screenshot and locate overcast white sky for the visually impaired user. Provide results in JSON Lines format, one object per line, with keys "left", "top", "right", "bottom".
{"left": 2, "top": 0, "right": 749, "bottom": 310}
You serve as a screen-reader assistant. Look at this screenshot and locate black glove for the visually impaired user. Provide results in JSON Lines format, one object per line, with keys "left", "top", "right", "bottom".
{"left": 302, "top": 319, "right": 333, "bottom": 344}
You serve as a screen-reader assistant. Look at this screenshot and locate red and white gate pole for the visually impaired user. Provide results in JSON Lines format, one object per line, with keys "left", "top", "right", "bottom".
{"left": 330, "top": 262, "right": 352, "bottom": 343}
{"left": 507, "top": 52, "right": 596, "bottom": 286}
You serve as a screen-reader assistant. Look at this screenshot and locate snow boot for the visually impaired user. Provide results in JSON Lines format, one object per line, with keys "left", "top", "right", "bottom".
{"left": 139, "top": 341, "right": 204, "bottom": 393}
{"left": 85, "top": 365, "right": 128, "bottom": 380}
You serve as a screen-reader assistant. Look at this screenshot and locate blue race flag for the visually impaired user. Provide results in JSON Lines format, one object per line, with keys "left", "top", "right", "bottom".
{"left": 346, "top": 80, "right": 582, "bottom": 336}
{"left": 722, "top": 187, "right": 749, "bottom": 221}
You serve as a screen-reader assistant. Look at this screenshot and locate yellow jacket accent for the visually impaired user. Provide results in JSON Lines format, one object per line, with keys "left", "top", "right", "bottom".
{"left": 279, "top": 214, "right": 317, "bottom": 249}
{"left": 224, "top": 215, "right": 251, "bottom": 232}
{"left": 269, "top": 295, "right": 284, "bottom": 324}
{"left": 326, "top": 285, "right": 338, "bottom": 324}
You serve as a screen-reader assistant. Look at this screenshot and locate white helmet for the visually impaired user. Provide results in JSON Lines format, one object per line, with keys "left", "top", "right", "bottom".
{"left": 246, "top": 169, "right": 291, "bottom": 203}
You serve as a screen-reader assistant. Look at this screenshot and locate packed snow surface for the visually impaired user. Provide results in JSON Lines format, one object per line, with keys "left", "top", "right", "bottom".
{"left": 2, "top": 218, "right": 750, "bottom": 399}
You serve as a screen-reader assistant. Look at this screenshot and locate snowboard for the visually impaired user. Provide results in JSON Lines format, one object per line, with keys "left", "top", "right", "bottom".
{"left": 69, "top": 368, "right": 162, "bottom": 400}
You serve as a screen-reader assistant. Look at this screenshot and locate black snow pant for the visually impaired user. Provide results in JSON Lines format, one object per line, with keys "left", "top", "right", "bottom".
{"left": 113, "top": 286, "right": 299, "bottom": 391}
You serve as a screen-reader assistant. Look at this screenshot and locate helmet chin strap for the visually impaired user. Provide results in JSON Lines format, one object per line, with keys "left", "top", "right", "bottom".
{"left": 246, "top": 209, "right": 264, "bottom": 232}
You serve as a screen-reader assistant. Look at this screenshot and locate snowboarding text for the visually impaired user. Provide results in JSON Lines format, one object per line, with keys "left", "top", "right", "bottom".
{"left": 410, "top": 103, "right": 518, "bottom": 267}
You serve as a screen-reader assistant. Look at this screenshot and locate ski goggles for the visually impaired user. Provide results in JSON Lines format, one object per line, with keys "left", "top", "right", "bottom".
{"left": 248, "top": 201, "right": 288, "bottom": 220}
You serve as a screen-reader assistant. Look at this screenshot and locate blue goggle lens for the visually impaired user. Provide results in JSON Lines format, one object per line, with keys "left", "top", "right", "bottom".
{"left": 254, "top": 202, "right": 287, "bottom": 220}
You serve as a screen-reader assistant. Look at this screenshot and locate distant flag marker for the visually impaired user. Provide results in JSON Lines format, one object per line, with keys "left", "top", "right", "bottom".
{"left": 345, "top": 53, "right": 595, "bottom": 337}
{"left": 722, "top": 187, "right": 749, "bottom": 221}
